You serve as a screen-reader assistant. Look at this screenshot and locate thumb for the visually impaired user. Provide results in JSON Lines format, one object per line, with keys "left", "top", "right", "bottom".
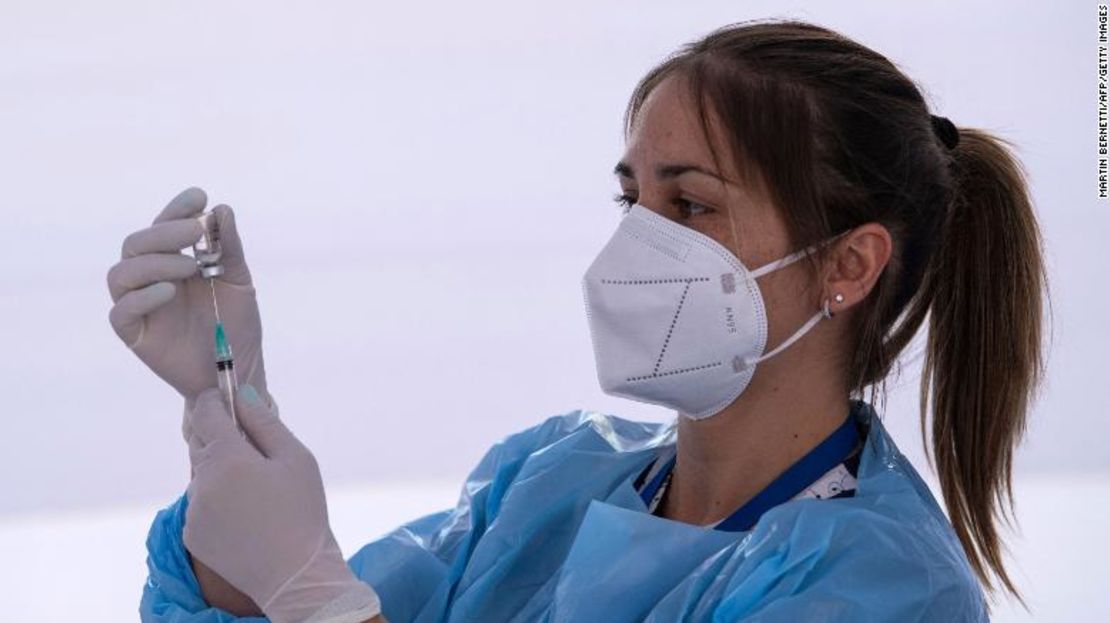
{"left": 234, "top": 384, "right": 296, "bottom": 458}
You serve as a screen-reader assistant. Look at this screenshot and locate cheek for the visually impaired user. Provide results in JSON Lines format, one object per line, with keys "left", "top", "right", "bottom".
{"left": 717, "top": 189, "right": 793, "bottom": 269}
{"left": 757, "top": 264, "right": 820, "bottom": 340}
{"left": 702, "top": 215, "right": 791, "bottom": 272}
{"left": 697, "top": 217, "right": 744, "bottom": 256}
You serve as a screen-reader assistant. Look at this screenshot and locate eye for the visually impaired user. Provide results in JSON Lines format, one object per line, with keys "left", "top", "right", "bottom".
{"left": 673, "top": 198, "right": 716, "bottom": 220}
{"left": 612, "top": 192, "right": 636, "bottom": 214}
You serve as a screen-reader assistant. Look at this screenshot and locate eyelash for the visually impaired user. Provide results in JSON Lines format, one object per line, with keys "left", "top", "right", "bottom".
{"left": 611, "top": 193, "right": 715, "bottom": 219}
{"left": 612, "top": 193, "right": 635, "bottom": 213}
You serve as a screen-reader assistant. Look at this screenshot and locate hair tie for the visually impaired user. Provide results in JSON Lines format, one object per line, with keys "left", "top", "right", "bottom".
{"left": 930, "top": 114, "right": 959, "bottom": 150}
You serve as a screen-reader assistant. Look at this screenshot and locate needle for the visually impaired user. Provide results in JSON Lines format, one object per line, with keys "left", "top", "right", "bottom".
{"left": 209, "top": 278, "right": 222, "bottom": 324}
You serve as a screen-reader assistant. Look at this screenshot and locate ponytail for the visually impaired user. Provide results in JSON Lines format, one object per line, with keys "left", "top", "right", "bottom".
{"left": 920, "top": 126, "right": 1047, "bottom": 600}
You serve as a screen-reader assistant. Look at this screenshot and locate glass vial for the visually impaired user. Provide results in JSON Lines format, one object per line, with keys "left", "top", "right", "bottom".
{"left": 193, "top": 211, "right": 225, "bottom": 278}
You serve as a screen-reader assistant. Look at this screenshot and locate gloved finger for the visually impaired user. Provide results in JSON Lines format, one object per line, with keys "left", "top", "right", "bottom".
{"left": 108, "top": 282, "right": 176, "bottom": 347}
{"left": 188, "top": 438, "right": 202, "bottom": 474}
{"left": 234, "top": 384, "right": 298, "bottom": 459}
{"left": 181, "top": 401, "right": 233, "bottom": 465}
{"left": 181, "top": 401, "right": 193, "bottom": 444}
{"left": 107, "top": 253, "right": 198, "bottom": 302}
{"left": 121, "top": 218, "right": 204, "bottom": 259}
{"left": 211, "top": 204, "right": 253, "bottom": 287}
{"left": 182, "top": 402, "right": 204, "bottom": 453}
{"left": 153, "top": 186, "right": 208, "bottom": 225}
{"left": 189, "top": 387, "right": 247, "bottom": 448}
{"left": 182, "top": 402, "right": 201, "bottom": 477}
{"left": 188, "top": 431, "right": 225, "bottom": 475}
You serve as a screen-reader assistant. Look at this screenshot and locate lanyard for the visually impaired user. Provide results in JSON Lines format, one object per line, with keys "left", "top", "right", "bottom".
{"left": 638, "top": 413, "right": 861, "bottom": 532}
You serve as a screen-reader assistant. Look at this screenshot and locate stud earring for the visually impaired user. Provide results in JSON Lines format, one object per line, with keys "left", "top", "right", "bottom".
{"left": 822, "top": 293, "right": 845, "bottom": 319}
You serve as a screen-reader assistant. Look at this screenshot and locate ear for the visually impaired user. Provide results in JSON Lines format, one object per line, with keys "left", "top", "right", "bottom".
{"left": 822, "top": 222, "right": 892, "bottom": 315}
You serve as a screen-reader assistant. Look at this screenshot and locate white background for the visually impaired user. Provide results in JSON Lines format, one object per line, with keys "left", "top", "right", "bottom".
{"left": 0, "top": 1, "right": 1105, "bottom": 620}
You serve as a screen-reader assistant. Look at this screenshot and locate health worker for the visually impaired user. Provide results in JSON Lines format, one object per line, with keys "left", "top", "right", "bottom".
{"left": 108, "top": 18, "right": 1046, "bottom": 623}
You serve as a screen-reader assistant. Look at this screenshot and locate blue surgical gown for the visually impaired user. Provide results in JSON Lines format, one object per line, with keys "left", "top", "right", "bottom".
{"left": 140, "top": 400, "right": 989, "bottom": 621}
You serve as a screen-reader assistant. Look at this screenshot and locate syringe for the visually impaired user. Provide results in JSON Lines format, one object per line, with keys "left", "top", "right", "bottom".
{"left": 192, "top": 209, "right": 240, "bottom": 430}
{"left": 215, "top": 321, "right": 240, "bottom": 430}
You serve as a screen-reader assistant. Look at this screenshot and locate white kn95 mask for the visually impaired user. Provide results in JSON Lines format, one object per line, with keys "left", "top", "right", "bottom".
{"left": 582, "top": 203, "right": 834, "bottom": 420}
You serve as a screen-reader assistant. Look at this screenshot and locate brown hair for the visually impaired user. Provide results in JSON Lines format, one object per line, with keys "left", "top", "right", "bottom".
{"left": 624, "top": 19, "right": 1046, "bottom": 602}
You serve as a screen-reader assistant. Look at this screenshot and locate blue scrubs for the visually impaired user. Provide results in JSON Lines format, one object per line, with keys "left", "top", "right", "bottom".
{"left": 140, "top": 400, "right": 988, "bottom": 622}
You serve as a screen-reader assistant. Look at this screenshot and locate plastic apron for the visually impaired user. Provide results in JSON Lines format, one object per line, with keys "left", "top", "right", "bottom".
{"left": 141, "top": 401, "right": 989, "bottom": 622}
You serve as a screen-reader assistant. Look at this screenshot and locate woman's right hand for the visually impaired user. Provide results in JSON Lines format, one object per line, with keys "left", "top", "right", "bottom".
{"left": 107, "top": 187, "right": 270, "bottom": 403}
{"left": 183, "top": 386, "right": 383, "bottom": 623}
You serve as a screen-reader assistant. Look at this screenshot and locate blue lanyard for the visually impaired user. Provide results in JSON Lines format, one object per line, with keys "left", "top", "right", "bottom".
{"left": 638, "top": 413, "right": 860, "bottom": 532}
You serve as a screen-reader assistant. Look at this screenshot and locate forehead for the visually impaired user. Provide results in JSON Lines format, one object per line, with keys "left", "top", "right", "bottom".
{"left": 624, "top": 73, "right": 738, "bottom": 175}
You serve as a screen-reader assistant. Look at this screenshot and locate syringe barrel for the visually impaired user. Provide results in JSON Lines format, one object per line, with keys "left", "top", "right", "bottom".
{"left": 216, "top": 358, "right": 240, "bottom": 429}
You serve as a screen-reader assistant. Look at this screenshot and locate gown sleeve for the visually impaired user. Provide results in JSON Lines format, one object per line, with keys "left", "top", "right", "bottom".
{"left": 139, "top": 410, "right": 593, "bottom": 623}
{"left": 139, "top": 493, "right": 268, "bottom": 622}
{"left": 345, "top": 410, "right": 595, "bottom": 623}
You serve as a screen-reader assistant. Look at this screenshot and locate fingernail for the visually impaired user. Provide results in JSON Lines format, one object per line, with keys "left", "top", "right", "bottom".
{"left": 239, "top": 384, "right": 262, "bottom": 405}
{"left": 151, "top": 281, "right": 176, "bottom": 298}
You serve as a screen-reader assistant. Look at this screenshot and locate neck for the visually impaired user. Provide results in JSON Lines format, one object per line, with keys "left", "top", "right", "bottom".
{"left": 661, "top": 355, "right": 851, "bottom": 526}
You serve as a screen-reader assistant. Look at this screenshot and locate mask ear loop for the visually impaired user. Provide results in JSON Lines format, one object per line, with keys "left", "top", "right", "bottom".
{"left": 739, "top": 307, "right": 826, "bottom": 368}
{"left": 739, "top": 232, "right": 851, "bottom": 369}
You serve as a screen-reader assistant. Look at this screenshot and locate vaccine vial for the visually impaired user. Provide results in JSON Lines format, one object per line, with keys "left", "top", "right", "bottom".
{"left": 193, "top": 211, "right": 225, "bottom": 278}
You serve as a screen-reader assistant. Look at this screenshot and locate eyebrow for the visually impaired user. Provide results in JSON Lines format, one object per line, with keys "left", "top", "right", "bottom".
{"left": 612, "top": 160, "right": 729, "bottom": 183}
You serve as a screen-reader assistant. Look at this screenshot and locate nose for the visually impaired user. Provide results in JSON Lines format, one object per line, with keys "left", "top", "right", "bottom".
{"left": 627, "top": 188, "right": 669, "bottom": 219}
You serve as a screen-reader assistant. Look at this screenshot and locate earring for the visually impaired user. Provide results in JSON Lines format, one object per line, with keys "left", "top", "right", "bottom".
{"left": 822, "top": 293, "right": 844, "bottom": 319}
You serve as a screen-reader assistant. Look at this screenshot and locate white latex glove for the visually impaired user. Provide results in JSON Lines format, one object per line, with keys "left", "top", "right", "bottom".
{"left": 106, "top": 187, "right": 269, "bottom": 403}
{"left": 183, "top": 385, "right": 381, "bottom": 623}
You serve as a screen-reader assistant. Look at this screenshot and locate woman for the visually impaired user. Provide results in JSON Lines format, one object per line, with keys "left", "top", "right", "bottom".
{"left": 112, "top": 18, "right": 1045, "bottom": 622}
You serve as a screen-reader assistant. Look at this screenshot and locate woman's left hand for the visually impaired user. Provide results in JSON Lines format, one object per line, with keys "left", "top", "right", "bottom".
{"left": 182, "top": 385, "right": 381, "bottom": 623}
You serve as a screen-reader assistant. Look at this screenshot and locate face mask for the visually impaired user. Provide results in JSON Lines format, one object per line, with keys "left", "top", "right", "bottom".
{"left": 582, "top": 203, "right": 833, "bottom": 420}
